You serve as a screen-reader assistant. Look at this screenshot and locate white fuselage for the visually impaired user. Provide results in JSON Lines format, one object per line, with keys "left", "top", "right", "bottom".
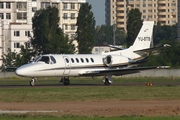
{"left": 15, "top": 52, "right": 145, "bottom": 78}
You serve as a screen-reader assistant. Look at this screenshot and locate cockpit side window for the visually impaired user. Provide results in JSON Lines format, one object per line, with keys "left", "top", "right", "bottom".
{"left": 38, "top": 56, "right": 50, "bottom": 64}
{"left": 50, "top": 56, "right": 56, "bottom": 64}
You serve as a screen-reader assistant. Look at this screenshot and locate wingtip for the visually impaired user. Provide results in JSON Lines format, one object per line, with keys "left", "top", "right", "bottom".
{"left": 157, "top": 66, "right": 170, "bottom": 69}
{"left": 164, "top": 44, "right": 171, "bottom": 47}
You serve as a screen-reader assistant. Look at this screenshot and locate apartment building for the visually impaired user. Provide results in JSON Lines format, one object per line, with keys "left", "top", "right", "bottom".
{"left": 105, "top": 0, "right": 178, "bottom": 31}
{"left": 105, "top": 0, "right": 117, "bottom": 27}
{"left": 0, "top": 0, "right": 86, "bottom": 66}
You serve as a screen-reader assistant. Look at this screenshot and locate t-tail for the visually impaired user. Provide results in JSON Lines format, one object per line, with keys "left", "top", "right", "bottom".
{"left": 131, "top": 21, "right": 154, "bottom": 51}
{"left": 106, "top": 21, "right": 154, "bottom": 56}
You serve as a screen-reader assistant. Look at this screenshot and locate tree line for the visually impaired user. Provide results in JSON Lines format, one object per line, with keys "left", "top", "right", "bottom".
{"left": 1, "top": 5, "right": 180, "bottom": 70}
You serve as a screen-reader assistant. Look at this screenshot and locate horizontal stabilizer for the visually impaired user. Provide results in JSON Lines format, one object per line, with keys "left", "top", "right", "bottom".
{"left": 134, "top": 44, "right": 171, "bottom": 53}
{"left": 109, "top": 45, "right": 125, "bottom": 50}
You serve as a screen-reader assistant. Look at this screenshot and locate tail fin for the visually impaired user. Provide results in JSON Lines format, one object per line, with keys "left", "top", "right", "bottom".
{"left": 132, "top": 21, "right": 154, "bottom": 51}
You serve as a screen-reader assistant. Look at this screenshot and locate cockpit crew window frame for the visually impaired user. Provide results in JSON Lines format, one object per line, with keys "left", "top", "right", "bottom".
{"left": 37, "top": 56, "right": 50, "bottom": 64}
{"left": 50, "top": 56, "right": 56, "bottom": 64}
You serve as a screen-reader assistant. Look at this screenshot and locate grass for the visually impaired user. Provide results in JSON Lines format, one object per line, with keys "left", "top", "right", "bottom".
{"left": 0, "top": 86, "right": 180, "bottom": 102}
{"left": 0, "top": 114, "right": 180, "bottom": 120}
{"left": 0, "top": 77, "right": 180, "bottom": 102}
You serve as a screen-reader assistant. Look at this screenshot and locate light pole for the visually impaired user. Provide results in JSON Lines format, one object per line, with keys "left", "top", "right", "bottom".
{"left": 113, "top": 21, "right": 116, "bottom": 45}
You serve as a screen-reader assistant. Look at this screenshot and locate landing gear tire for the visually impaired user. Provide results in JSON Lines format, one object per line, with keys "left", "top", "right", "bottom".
{"left": 61, "top": 77, "right": 70, "bottom": 85}
{"left": 63, "top": 79, "right": 70, "bottom": 85}
{"left": 104, "top": 78, "right": 111, "bottom": 86}
{"left": 30, "top": 78, "right": 35, "bottom": 86}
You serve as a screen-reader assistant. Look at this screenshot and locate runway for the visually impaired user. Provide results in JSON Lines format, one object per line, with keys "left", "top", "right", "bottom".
{"left": 0, "top": 81, "right": 179, "bottom": 88}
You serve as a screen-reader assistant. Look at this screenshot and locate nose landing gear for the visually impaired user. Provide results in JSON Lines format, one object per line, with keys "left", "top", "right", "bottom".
{"left": 30, "top": 78, "right": 37, "bottom": 86}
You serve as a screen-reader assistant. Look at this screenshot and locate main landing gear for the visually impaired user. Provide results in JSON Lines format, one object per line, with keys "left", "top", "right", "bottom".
{"left": 103, "top": 76, "right": 112, "bottom": 86}
{"left": 60, "top": 77, "right": 70, "bottom": 85}
{"left": 30, "top": 78, "right": 37, "bottom": 86}
{"left": 28, "top": 76, "right": 112, "bottom": 86}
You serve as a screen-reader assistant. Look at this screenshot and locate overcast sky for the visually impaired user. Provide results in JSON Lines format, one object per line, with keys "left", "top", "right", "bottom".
{"left": 86, "top": 0, "right": 105, "bottom": 26}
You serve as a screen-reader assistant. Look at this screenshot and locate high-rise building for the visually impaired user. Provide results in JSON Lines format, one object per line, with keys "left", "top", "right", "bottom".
{"left": 0, "top": 0, "right": 86, "bottom": 66}
{"left": 105, "top": 0, "right": 177, "bottom": 31}
{"left": 105, "top": 0, "right": 117, "bottom": 26}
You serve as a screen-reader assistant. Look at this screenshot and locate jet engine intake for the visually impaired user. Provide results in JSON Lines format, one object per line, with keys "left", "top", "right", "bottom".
{"left": 103, "top": 55, "right": 112, "bottom": 66}
{"left": 103, "top": 55, "right": 129, "bottom": 67}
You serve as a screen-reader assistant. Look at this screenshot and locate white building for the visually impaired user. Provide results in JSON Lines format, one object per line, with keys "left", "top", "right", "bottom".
{"left": 0, "top": 0, "right": 86, "bottom": 66}
{"left": 92, "top": 45, "right": 110, "bottom": 54}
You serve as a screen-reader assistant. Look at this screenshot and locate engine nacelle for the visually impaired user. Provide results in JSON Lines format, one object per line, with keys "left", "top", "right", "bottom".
{"left": 103, "top": 55, "right": 129, "bottom": 67}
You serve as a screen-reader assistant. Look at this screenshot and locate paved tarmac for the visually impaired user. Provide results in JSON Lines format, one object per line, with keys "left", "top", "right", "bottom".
{"left": 0, "top": 82, "right": 179, "bottom": 88}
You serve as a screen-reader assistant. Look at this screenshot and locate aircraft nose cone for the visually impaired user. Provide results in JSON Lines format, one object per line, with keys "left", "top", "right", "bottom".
{"left": 15, "top": 67, "right": 25, "bottom": 76}
{"left": 15, "top": 65, "right": 30, "bottom": 77}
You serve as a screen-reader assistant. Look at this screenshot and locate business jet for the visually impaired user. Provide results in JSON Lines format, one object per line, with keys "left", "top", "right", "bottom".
{"left": 15, "top": 21, "right": 170, "bottom": 86}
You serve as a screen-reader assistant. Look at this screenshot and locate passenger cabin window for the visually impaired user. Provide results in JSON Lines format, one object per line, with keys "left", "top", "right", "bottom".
{"left": 68, "top": 57, "right": 95, "bottom": 64}
{"left": 90, "top": 58, "right": 94, "bottom": 63}
{"left": 76, "top": 58, "right": 79, "bottom": 63}
{"left": 65, "top": 58, "right": 69, "bottom": 63}
{"left": 71, "top": 58, "right": 74, "bottom": 63}
{"left": 81, "top": 58, "right": 84, "bottom": 63}
{"left": 86, "top": 58, "right": 89, "bottom": 63}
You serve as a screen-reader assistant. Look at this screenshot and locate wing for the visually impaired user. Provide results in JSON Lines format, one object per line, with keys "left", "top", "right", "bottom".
{"left": 79, "top": 66, "right": 169, "bottom": 76}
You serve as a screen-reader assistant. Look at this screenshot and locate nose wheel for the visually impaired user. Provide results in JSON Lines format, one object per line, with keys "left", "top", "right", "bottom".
{"left": 30, "top": 78, "right": 36, "bottom": 86}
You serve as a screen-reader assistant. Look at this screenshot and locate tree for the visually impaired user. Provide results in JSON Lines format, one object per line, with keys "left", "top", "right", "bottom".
{"left": 76, "top": 3, "right": 95, "bottom": 54}
{"left": 160, "top": 40, "right": 180, "bottom": 67}
{"left": 31, "top": 6, "right": 74, "bottom": 55}
{"left": 16, "top": 43, "right": 34, "bottom": 65}
{"left": 153, "top": 23, "right": 177, "bottom": 45}
{"left": 1, "top": 48, "right": 20, "bottom": 71}
{"left": 94, "top": 25, "right": 113, "bottom": 45}
{"left": 1, "top": 43, "right": 33, "bottom": 71}
{"left": 94, "top": 25, "right": 126, "bottom": 46}
{"left": 126, "top": 8, "right": 143, "bottom": 47}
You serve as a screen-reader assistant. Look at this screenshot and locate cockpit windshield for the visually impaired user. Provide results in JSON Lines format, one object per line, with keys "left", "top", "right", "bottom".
{"left": 33, "top": 55, "right": 56, "bottom": 64}
{"left": 33, "top": 56, "right": 41, "bottom": 62}
{"left": 38, "top": 56, "right": 50, "bottom": 64}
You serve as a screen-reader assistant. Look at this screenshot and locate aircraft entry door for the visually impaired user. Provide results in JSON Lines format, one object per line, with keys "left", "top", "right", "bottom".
{"left": 63, "top": 56, "right": 71, "bottom": 75}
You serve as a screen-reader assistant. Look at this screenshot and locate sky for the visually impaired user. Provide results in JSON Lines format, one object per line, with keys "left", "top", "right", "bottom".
{"left": 86, "top": 0, "right": 105, "bottom": 26}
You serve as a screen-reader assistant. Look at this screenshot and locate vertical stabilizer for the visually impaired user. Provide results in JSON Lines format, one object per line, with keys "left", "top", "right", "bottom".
{"left": 132, "top": 21, "right": 154, "bottom": 51}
